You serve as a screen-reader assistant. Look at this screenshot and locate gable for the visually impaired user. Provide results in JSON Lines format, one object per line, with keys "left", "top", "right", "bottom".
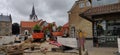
{"left": 68, "top": 0, "right": 91, "bottom": 13}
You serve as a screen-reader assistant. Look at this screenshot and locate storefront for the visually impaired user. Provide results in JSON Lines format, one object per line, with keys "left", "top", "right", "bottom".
{"left": 92, "top": 13, "right": 120, "bottom": 47}
{"left": 80, "top": 3, "right": 120, "bottom": 47}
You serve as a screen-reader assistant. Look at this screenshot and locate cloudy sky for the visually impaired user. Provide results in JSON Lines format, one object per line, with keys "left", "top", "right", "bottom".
{"left": 0, "top": 0, "right": 77, "bottom": 26}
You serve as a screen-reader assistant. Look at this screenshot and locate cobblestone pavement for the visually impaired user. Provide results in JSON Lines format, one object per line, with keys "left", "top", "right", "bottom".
{"left": 85, "top": 40, "right": 117, "bottom": 55}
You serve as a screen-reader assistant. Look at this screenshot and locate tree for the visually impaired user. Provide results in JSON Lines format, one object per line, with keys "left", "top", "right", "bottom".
{"left": 12, "top": 23, "right": 20, "bottom": 34}
{"left": 57, "top": 26, "right": 62, "bottom": 32}
{"left": 33, "top": 24, "right": 41, "bottom": 33}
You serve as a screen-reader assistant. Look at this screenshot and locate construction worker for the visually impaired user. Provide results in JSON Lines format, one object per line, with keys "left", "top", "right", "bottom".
{"left": 79, "top": 30, "right": 86, "bottom": 51}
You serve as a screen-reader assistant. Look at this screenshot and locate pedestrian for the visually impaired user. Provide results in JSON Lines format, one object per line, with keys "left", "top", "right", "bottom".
{"left": 79, "top": 30, "right": 86, "bottom": 51}
{"left": 16, "top": 34, "right": 18, "bottom": 37}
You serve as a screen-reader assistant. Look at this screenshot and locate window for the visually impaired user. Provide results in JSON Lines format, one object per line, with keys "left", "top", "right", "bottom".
{"left": 86, "top": 1, "right": 91, "bottom": 6}
{"left": 79, "top": 3, "right": 85, "bottom": 8}
{"left": 94, "top": 20, "right": 120, "bottom": 36}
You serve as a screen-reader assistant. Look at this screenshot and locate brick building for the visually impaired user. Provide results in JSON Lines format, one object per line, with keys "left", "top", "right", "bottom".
{"left": 20, "top": 5, "right": 39, "bottom": 35}
{"left": 0, "top": 14, "right": 12, "bottom": 36}
{"left": 68, "top": 0, "right": 92, "bottom": 38}
{"left": 20, "top": 21, "right": 38, "bottom": 35}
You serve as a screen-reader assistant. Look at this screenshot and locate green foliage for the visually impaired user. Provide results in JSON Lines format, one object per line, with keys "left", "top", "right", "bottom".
{"left": 57, "top": 26, "right": 62, "bottom": 31}
{"left": 12, "top": 23, "right": 20, "bottom": 34}
{"left": 50, "top": 23, "right": 53, "bottom": 28}
{"left": 44, "top": 28, "right": 49, "bottom": 34}
{"left": 33, "top": 24, "right": 41, "bottom": 31}
{"left": 45, "top": 28, "right": 49, "bottom": 32}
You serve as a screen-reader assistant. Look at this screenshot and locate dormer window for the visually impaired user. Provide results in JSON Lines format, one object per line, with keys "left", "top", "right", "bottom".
{"left": 79, "top": 0, "right": 91, "bottom": 8}
{"left": 79, "top": 3, "right": 85, "bottom": 8}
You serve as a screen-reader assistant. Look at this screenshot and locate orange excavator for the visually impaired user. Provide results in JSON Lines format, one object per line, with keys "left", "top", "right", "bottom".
{"left": 52, "top": 32, "right": 63, "bottom": 37}
{"left": 32, "top": 32, "right": 45, "bottom": 42}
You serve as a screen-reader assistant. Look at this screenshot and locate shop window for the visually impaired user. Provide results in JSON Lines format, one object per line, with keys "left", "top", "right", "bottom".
{"left": 96, "top": 24, "right": 104, "bottom": 36}
{"left": 106, "top": 20, "right": 120, "bottom": 36}
{"left": 95, "top": 20, "right": 106, "bottom": 36}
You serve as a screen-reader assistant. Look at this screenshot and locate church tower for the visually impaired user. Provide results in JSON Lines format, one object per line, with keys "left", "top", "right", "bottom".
{"left": 30, "top": 5, "right": 38, "bottom": 21}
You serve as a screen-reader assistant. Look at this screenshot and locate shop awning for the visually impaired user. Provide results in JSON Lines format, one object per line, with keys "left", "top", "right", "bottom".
{"left": 80, "top": 3, "right": 120, "bottom": 21}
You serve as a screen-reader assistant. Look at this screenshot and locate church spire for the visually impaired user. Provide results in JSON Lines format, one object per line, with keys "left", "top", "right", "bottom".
{"left": 32, "top": 5, "right": 35, "bottom": 15}
{"left": 30, "top": 5, "right": 38, "bottom": 21}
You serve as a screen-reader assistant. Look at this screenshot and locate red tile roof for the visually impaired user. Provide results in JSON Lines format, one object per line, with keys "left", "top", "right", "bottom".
{"left": 63, "top": 23, "right": 69, "bottom": 28}
{"left": 21, "top": 21, "right": 38, "bottom": 28}
{"left": 61, "top": 23, "right": 69, "bottom": 32}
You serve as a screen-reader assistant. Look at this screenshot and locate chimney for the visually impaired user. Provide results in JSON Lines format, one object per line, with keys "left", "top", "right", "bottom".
{"left": 9, "top": 14, "right": 12, "bottom": 22}
{"left": 9, "top": 14, "right": 11, "bottom": 17}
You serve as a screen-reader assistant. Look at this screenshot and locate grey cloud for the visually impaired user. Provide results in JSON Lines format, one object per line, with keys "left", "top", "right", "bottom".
{"left": 1, "top": 0, "right": 76, "bottom": 25}
{"left": 7, "top": 0, "right": 44, "bottom": 16}
{"left": 45, "top": 0, "right": 69, "bottom": 11}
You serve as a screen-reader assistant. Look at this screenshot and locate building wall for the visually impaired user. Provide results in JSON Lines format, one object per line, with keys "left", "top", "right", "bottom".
{"left": 20, "top": 27, "right": 33, "bottom": 35}
{"left": 69, "top": 0, "right": 93, "bottom": 38}
{"left": 0, "top": 21, "right": 12, "bottom": 36}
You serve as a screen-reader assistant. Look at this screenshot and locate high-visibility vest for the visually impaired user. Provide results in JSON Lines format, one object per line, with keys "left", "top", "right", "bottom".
{"left": 79, "top": 32, "right": 83, "bottom": 38}
{"left": 79, "top": 32, "right": 86, "bottom": 38}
